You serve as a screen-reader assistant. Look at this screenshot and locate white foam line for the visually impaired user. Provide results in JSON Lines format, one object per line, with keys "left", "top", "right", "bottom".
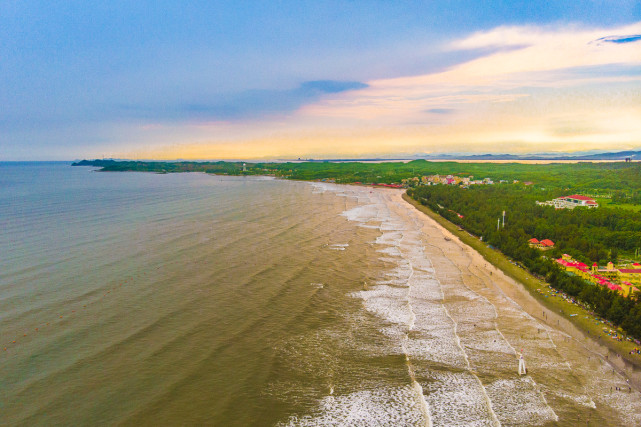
{"left": 402, "top": 339, "right": 432, "bottom": 427}
{"left": 400, "top": 231, "right": 432, "bottom": 427}
{"left": 405, "top": 248, "right": 417, "bottom": 331}
{"left": 440, "top": 301, "right": 501, "bottom": 427}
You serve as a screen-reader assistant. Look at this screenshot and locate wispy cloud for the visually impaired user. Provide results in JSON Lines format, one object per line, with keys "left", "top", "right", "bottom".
{"left": 113, "top": 80, "right": 369, "bottom": 121}
{"left": 425, "top": 108, "right": 455, "bottom": 114}
{"left": 593, "top": 34, "right": 641, "bottom": 44}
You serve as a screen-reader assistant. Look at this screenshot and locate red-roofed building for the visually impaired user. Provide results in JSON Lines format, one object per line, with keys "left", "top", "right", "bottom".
{"left": 566, "top": 195, "right": 594, "bottom": 201}
{"left": 618, "top": 268, "right": 641, "bottom": 286}
{"left": 529, "top": 238, "right": 554, "bottom": 250}
{"left": 555, "top": 195, "right": 599, "bottom": 209}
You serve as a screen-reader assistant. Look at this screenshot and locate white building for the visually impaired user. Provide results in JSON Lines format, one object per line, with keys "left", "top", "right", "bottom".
{"left": 536, "top": 194, "right": 598, "bottom": 209}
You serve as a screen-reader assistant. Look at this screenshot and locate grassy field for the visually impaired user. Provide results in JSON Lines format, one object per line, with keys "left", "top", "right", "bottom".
{"left": 402, "top": 193, "right": 641, "bottom": 368}
{"left": 595, "top": 197, "right": 641, "bottom": 212}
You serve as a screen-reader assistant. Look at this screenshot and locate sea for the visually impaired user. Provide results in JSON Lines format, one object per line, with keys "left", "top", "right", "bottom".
{"left": 1, "top": 162, "right": 641, "bottom": 426}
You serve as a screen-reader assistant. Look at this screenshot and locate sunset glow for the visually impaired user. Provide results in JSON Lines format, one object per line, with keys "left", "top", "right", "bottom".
{"left": 2, "top": 2, "right": 639, "bottom": 160}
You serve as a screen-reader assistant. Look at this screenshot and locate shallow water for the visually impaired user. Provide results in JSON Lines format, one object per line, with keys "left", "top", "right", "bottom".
{"left": 1, "top": 163, "right": 640, "bottom": 426}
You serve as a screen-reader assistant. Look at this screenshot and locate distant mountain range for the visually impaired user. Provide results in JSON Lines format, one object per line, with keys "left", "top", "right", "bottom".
{"left": 75, "top": 149, "right": 641, "bottom": 164}
{"left": 298, "top": 149, "right": 641, "bottom": 162}
{"left": 418, "top": 149, "right": 641, "bottom": 161}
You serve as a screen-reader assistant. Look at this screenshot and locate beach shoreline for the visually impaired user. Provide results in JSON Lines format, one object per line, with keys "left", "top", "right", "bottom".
{"left": 398, "top": 191, "right": 641, "bottom": 390}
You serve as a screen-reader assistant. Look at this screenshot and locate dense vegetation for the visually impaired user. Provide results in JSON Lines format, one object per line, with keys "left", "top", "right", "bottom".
{"left": 408, "top": 184, "right": 641, "bottom": 339}
{"left": 280, "top": 160, "right": 641, "bottom": 193}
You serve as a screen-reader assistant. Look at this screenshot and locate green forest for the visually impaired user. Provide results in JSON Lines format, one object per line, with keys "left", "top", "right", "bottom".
{"left": 408, "top": 184, "right": 641, "bottom": 340}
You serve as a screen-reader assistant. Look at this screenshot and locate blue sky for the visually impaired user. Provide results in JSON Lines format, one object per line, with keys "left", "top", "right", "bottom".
{"left": 1, "top": 1, "right": 640, "bottom": 160}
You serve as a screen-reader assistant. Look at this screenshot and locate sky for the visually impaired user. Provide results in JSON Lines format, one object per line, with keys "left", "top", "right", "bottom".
{"left": 1, "top": 1, "right": 640, "bottom": 160}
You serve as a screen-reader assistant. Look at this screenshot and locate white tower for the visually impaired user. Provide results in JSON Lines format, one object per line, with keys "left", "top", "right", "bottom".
{"left": 242, "top": 163, "right": 247, "bottom": 172}
{"left": 518, "top": 352, "right": 527, "bottom": 375}
{"left": 502, "top": 210, "right": 506, "bottom": 228}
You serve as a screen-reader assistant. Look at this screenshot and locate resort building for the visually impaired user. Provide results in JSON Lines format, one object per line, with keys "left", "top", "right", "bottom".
{"left": 557, "top": 254, "right": 641, "bottom": 297}
{"left": 536, "top": 195, "right": 598, "bottom": 209}
{"left": 619, "top": 266, "right": 641, "bottom": 286}
{"left": 528, "top": 238, "right": 555, "bottom": 250}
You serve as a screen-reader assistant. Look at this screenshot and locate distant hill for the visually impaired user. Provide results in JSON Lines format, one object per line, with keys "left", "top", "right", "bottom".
{"left": 297, "top": 149, "right": 641, "bottom": 162}
{"left": 418, "top": 150, "right": 641, "bottom": 161}
{"left": 73, "top": 150, "right": 641, "bottom": 165}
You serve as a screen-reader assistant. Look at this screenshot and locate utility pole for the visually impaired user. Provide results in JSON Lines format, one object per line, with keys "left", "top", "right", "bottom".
{"left": 497, "top": 218, "right": 500, "bottom": 231}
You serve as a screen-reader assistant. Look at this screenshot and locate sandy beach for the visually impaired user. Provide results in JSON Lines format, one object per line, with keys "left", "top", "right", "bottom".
{"left": 364, "top": 188, "right": 641, "bottom": 425}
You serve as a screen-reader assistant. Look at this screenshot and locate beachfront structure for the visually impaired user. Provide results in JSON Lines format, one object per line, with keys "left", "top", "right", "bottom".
{"left": 536, "top": 195, "right": 598, "bottom": 210}
{"left": 528, "top": 238, "right": 555, "bottom": 250}
{"left": 557, "top": 254, "right": 640, "bottom": 297}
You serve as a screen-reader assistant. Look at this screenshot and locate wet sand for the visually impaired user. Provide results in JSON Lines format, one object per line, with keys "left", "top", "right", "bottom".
{"left": 375, "top": 189, "right": 641, "bottom": 425}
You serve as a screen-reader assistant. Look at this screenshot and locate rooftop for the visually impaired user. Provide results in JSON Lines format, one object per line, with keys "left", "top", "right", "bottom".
{"left": 563, "top": 194, "right": 596, "bottom": 201}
